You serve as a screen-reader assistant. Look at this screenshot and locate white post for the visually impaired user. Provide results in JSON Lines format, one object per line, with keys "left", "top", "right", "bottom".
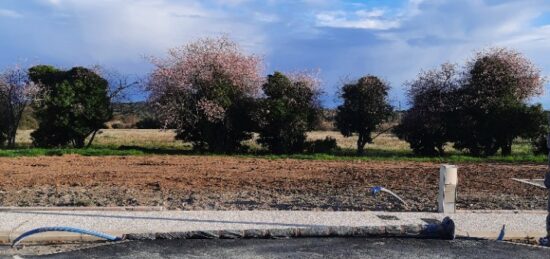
{"left": 438, "top": 164, "right": 458, "bottom": 213}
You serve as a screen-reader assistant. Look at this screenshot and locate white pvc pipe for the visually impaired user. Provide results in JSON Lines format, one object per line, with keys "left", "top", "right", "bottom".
{"left": 438, "top": 164, "right": 458, "bottom": 213}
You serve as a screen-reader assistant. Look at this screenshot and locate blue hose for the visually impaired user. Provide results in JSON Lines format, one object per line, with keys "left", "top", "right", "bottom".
{"left": 371, "top": 186, "right": 382, "bottom": 197}
{"left": 12, "top": 226, "right": 121, "bottom": 248}
{"left": 497, "top": 224, "right": 506, "bottom": 241}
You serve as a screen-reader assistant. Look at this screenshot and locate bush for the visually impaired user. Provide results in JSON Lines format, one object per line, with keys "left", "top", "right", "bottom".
{"left": 305, "top": 137, "right": 338, "bottom": 154}
{"left": 531, "top": 133, "right": 548, "bottom": 155}
{"left": 255, "top": 72, "right": 321, "bottom": 154}
{"left": 111, "top": 123, "right": 125, "bottom": 129}
{"left": 136, "top": 117, "right": 162, "bottom": 129}
{"left": 29, "top": 65, "right": 112, "bottom": 148}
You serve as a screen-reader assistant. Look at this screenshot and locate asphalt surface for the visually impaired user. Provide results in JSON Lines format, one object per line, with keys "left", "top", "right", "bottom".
{"left": 14, "top": 238, "right": 549, "bottom": 259}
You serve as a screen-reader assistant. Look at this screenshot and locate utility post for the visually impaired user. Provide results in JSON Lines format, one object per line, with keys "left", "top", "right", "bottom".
{"left": 438, "top": 164, "right": 458, "bottom": 213}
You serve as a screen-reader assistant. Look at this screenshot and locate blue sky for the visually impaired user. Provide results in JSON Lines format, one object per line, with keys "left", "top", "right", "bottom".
{"left": 1, "top": 0, "right": 550, "bottom": 108}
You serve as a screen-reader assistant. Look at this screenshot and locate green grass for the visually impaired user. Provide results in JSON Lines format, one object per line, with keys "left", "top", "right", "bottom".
{"left": 4, "top": 129, "right": 546, "bottom": 164}
{"left": 244, "top": 148, "right": 547, "bottom": 164}
{"left": 0, "top": 147, "right": 145, "bottom": 157}
{"left": 0, "top": 145, "right": 546, "bottom": 164}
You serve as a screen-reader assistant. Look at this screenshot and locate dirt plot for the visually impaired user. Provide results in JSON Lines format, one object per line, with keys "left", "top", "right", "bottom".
{"left": 0, "top": 155, "right": 547, "bottom": 211}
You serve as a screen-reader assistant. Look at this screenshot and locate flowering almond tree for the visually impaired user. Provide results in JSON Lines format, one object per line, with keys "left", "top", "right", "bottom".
{"left": 0, "top": 65, "right": 39, "bottom": 147}
{"left": 148, "top": 36, "right": 263, "bottom": 152}
{"left": 455, "top": 47, "right": 546, "bottom": 156}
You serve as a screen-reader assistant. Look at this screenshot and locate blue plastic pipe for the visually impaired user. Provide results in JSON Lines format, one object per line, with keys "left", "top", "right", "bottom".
{"left": 12, "top": 226, "right": 121, "bottom": 248}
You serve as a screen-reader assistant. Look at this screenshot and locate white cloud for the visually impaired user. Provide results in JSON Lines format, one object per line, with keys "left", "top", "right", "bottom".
{"left": 315, "top": 10, "right": 400, "bottom": 30}
{"left": 355, "top": 9, "right": 385, "bottom": 18}
{"left": 253, "top": 12, "right": 280, "bottom": 23}
{"left": 0, "top": 9, "right": 22, "bottom": 18}
{"left": 14, "top": 0, "right": 268, "bottom": 71}
{"left": 2, "top": 0, "right": 550, "bottom": 107}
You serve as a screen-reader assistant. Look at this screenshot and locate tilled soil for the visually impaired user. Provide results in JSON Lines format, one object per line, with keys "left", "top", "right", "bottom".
{"left": 0, "top": 155, "right": 547, "bottom": 211}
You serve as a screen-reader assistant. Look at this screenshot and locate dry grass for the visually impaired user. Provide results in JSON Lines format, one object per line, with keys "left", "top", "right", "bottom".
{"left": 14, "top": 129, "right": 532, "bottom": 155}
{"left": 16, "top": 129, "right": 410, "bottom": 151}
{"left": 16, "top": 129, "right": 188, "bottom": 149}
{"left": 306, "top": 131, "right": 409, "bottom": 151}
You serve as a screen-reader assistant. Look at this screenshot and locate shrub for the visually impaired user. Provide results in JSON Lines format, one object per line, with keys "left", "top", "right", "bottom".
{"left": 305, "top": 137, "right": 338, "bottom": 154}
{"left": 532, "top": 132, "right": 549, "bottom": 155}
{"left": 29, "top": 65, "right": 112, "bottom": 148}
{"left": 335, "top": 76, "right": 393, "bottom": 155}
{"left": 111, "top": 123, "right": 125, "bottom": 129}
{"left": 136, "top": 117, "right": 162, "bottom": 129}
{"left": 255, "top": 72, "right": 321, "bottom": 154}
{"left": 147, "top": 36, "right": 262, "bottom": 153}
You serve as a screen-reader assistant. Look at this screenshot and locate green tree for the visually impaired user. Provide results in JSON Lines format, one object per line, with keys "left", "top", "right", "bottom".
{"left": 29, "top": 65, "right": 112, "bottom": 148}
{"left": 335, "top": 76, "right": 393, "bottom": 155}
{"left": 454, "top": 48, "right": 545, "bottom": 156}
{"left": 394, "top": 63, "right": 460, "bottom": 156}
{"left": 256, "top": 72, "right": 321, "bottom": 154}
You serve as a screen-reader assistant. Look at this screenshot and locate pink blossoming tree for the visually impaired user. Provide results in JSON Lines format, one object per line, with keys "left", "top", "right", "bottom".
{"left": 148, "top": 36, "right": 263, "bottom": 152}
{"left": 0, "top": 65, "right": 39, "bottom": 147}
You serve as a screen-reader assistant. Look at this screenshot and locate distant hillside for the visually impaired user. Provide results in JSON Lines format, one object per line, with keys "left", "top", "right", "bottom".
{"left": 108, "top": 102, "right": 159, "bottom": 129}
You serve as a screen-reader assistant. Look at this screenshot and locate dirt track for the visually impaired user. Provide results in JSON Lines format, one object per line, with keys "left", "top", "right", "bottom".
{"left": 0, "top": 155, "right": 547, "bottom": 211}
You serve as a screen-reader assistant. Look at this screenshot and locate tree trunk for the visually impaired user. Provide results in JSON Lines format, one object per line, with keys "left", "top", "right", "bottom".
{"left": 356, "top": 133, "right": 367, "bottom": 156}
{"left": 7, "top": 135, "right": 15, "bottom": 148}
{"left": 74, "top": 137, "right": 86, "bottom": 148}
{"left": 7, "top": 126, "right": 16, "bottom": 148}
{"left": 437, "top": 145, "right": 445, "bottom": 156}
{"left": 501, "top": 139, "right": 512, "bottom": 156}
{"left": 6, "top": 117, "right": 17, "bottom": 148}
{"left": 86, "top": 130, "right": 99, "bottom": 148}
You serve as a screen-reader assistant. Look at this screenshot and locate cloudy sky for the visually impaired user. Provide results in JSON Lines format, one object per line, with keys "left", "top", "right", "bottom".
{"left": 1, "top": 0, "right": 549, "bottom": 107}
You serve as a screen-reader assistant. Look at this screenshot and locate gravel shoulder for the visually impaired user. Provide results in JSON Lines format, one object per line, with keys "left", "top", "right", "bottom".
{"left": 0, "top": 155, "right": 547, "bottom": 211}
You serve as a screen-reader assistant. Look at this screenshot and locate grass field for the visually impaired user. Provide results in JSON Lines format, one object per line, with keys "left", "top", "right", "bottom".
{"left": 3, "top": 129, "right": 545, "bottom": 163}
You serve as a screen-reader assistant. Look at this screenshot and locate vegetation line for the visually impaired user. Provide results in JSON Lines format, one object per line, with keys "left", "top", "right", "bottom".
{"left": 0, "top": 145, "right": 545, "bottom": 164}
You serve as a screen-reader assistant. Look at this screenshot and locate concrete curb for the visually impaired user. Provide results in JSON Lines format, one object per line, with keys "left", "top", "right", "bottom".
{"left": 125, "top": 218, "right": 455, "bottom": 241}
{"left": 1, "top": 219, "right": 456, "bottom": 245}
{"left": 455, "top": 210, "right": 547, "bottom": 214}
{"left": 0, "top": 208, "right": 544, "bottom": 213}
{"left": 456, "top": 230, "right": 547, "bottom": 239}
{"left": 0, "top": 207, "right": 165, "bottom": 212}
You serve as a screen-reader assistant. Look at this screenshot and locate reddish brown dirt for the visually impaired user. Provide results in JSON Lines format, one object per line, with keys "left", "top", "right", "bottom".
{"left": 0, "top": 155, "right": 547, "bottom": 211}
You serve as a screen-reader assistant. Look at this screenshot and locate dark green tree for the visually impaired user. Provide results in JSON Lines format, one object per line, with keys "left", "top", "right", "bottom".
{"left": 335, "top": 76, "right": 393, "bottom": 155}
{"left": 394, "top": 63, "right": 460, "bottom": 156}
{"left": 256, "top": 72, "right": 321, "bottom": 154}
{"left": 29, "top": 65, "right": 112, "bottom": 148}
{"left": 0, "top": 104, "right": 7, "bottom": 146}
